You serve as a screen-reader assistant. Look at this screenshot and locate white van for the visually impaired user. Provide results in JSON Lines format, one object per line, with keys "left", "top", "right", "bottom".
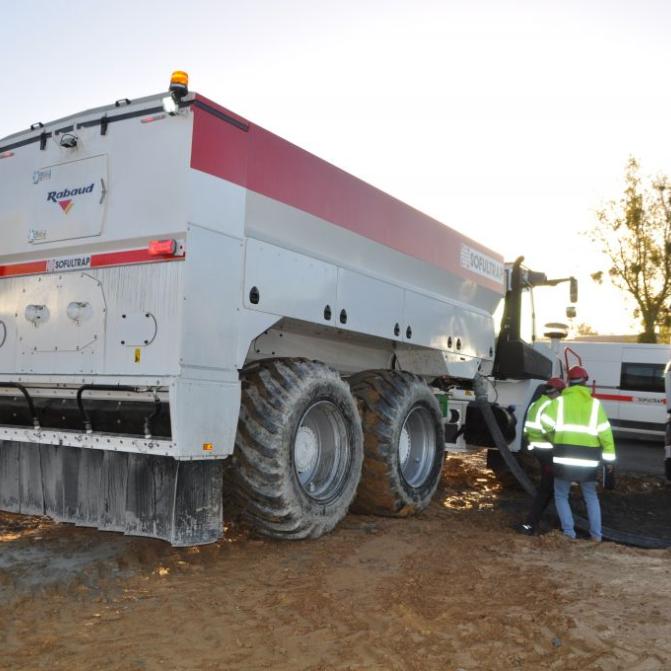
{"left": 562, "top": 341, "right": 670, "bottom": 439}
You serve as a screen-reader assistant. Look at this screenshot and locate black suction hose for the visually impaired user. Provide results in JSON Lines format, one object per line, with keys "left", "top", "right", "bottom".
{"left": 478, "top": 399, "right": 536, "bottom": 496}
{"left": 473, "top": 377, "right": 670, "bottom": 549}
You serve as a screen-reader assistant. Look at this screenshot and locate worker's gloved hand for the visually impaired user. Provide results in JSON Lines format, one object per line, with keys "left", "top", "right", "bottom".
{"left": 603, "top": 463, "right": 616, "bottom": 490}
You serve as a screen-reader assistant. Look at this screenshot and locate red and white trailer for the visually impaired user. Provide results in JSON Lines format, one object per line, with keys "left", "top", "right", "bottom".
{"left": 0, "top": 73, "right": 564, "bottom": 544}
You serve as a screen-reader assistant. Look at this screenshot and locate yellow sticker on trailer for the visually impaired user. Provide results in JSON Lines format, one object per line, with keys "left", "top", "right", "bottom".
{"left": 134, "top": 348, "right": 141, "bottom": 363}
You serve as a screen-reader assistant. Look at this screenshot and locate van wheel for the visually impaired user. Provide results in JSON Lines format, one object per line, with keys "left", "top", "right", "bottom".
{"left": 349, "top": 371, "right": 444, "bottom": 516}
{"left": 228, "top": 358, "right": 363, "bottom": 539}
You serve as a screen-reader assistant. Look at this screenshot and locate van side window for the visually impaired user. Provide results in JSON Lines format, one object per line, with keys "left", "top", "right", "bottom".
{"left": 620, "top": 362, "right": 665, "bottom": 393}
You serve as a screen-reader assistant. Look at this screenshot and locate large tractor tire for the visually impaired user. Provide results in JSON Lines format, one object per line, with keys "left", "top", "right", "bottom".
{"left": 349, "top": 370, "right": 445, "bottom": 516}
{"left": 228, "top": 358, "right": 363, "bottom": 539}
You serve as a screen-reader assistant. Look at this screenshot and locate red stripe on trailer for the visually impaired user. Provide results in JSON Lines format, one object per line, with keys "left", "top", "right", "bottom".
{"left": 593, "top": 392, "right": 635, "bottom": 402}
{"left": 0, "top": 249, "right": 184, "bottom": 278}
{"left": 0, "top": 260, "right": 47, "bottom": 277}
{"left": 90, "top": 248, "right": 182, "bottom": 268}
{"left": 594, "top": 392, "right": 666, "bottom": 405}
{"left": 190, "top": 95, "right": 505, "bottom": 294}
{"left": 191, "top": 98, "right": 249, "bottom": 188}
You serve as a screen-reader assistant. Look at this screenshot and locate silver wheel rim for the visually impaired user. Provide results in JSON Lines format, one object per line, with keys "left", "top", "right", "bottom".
{"left": 293, "top": 400, "right": 350, "bottom": 502}
{"left": 399, "top": 405, "right": 436, "bottom": 487}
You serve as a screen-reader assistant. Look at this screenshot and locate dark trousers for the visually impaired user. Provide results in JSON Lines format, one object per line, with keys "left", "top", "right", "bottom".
{"left": 526, "top": 462, "right": 554, "bottom": 526}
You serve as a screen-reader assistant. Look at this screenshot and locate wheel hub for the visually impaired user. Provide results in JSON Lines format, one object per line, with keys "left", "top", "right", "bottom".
{"left": 399, "top": 426, "right": 411, "bottom": 467}
{"left": 398, "top": 405, "right": 436, "bottom": 488}
{"left": 295, "top": 425, "right": 319, "bottom": 476}
{"left": 293, "top": 401, "right": 350, "bottom": 502}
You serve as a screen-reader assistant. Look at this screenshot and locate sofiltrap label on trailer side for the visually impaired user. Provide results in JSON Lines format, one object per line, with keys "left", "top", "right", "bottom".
{"left": 460, "top": 244, "right": 504, "bottom": 284}
{"left": 45, "top": 255, "right": 92, "bottom": 273}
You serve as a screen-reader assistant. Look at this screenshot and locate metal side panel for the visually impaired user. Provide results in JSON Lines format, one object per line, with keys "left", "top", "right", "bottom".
{"left": 171, "top": 378, "right": 240, "bottom": 459}
{"left": 187, "top": 168, "right": 247, "bottom": 239}
{"left": 180, "top": 224, "right": 244, "bottom": 372}
{"left": 336, "top": 268, "right": 404, "bottom": 341}
{"left": 402, "top": 289, "right": 454, "bottom": 351}
{"left": 0, "top": 101, "right": 192, "bottom": 259}
{"left": 403, "top": 289, "right": 495, "bottom": 363}
{"left": 101, "top": 262, "right": 183, "bottom": 376}
{"left": 243, "top": 238, "right": 337, "bottom": 327}
{"left": 0, "top": 282, "right": 18, "bottom": 374}
{"left": 244, "top": 190, "right": 504, "bottom": 317}
{"left": 1, "top": 262, "right": 183, "bottom": 377}
{"left": 27, "top": 155, "right": 108, "bottom": 245}
{"left": 16, "top": 272, "right": 106, "bottom": 375}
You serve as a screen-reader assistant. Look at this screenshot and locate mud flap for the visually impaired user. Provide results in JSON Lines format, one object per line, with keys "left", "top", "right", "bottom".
{"left": 0, "top": 441, "right": 224, "bottom": 546}
{"left": 0, "top": 442, "right": 20, "bottom": 511}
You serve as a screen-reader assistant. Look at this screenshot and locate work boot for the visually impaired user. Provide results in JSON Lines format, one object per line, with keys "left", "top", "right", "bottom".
{"left": 516, "top": 522, "right": 536, "bottom": 536}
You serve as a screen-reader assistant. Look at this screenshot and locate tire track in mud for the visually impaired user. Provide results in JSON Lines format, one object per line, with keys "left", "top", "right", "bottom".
{"left": 0, "top": 453, "right": 669, "bottom": 671}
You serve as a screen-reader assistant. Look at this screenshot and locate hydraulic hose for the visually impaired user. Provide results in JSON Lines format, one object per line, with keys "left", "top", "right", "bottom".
{"left": 472, "top": 375, "right": 670, "bottom": 550}
{"left": 142, "top": 393, "right": 162, "bottom": 439}
{"left": 0, "top": 383, "right": 40, "bottom": 430}
{"left": 76, "top": 384, "right": 161, "bottom": 436}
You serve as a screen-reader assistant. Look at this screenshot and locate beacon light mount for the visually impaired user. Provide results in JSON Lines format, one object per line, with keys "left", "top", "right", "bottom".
{"left": 162, "top": 71, "right": 189, "bottom": 116}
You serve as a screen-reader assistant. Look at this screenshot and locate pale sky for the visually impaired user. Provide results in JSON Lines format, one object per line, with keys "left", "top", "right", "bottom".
{"left": 3, "top": 0, "right": 671, "bottom": 335}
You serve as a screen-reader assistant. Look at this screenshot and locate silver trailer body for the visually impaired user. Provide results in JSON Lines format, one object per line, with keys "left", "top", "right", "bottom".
{"left": 0, "top": 90, "right": 505, "bottom": 543}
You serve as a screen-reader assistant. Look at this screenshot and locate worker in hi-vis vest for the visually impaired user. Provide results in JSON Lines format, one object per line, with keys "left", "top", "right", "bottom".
{"left": 517, "top": 377, "right": 566, "bottom": 535}
{"left": 540, "top": 365, "right": 616, "bottom": 542}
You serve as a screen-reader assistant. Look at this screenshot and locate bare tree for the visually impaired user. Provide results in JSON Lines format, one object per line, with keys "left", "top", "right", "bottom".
{"left": 576, "top": 322, "right": 598, "bottom": 337}
{"left": 591, "top": 157, "right": 671, "bottom": 343}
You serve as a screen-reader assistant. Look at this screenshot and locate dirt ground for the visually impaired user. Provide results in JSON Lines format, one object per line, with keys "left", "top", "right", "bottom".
{"left": 1, "top": 453, "right": 669, "bottom": 671}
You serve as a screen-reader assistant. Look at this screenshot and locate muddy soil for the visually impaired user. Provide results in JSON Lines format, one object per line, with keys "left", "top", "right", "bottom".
{"left": 0, "top": 453, "right": 669, "bottom": 671}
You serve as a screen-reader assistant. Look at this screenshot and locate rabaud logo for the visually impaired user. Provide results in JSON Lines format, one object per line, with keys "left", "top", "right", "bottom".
{"left": 47, "top": 183, "right": 95, "bottom": 214}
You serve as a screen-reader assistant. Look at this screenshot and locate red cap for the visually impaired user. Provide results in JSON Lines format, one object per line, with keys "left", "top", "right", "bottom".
{"left": 546, "top": 377, "right": 566, "bottom": 392}
{"left": 567, "top": 365, "right": 589, "bottom": 382}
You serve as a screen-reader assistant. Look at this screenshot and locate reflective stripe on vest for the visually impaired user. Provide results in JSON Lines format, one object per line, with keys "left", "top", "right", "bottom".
{"left": 529, "top": 441, "right": 553, "bottom": 450}
{"left": 541, "top": 414, "right": 556, "bottom": 429}
{"left": 554, "top": 396, "right": 608, "bottom": 437}
{"left": 553, "top": 456, "right": 600, "bottom": 468}
{"left": 524, "top": 399, "right": 552, "bottom": 431}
